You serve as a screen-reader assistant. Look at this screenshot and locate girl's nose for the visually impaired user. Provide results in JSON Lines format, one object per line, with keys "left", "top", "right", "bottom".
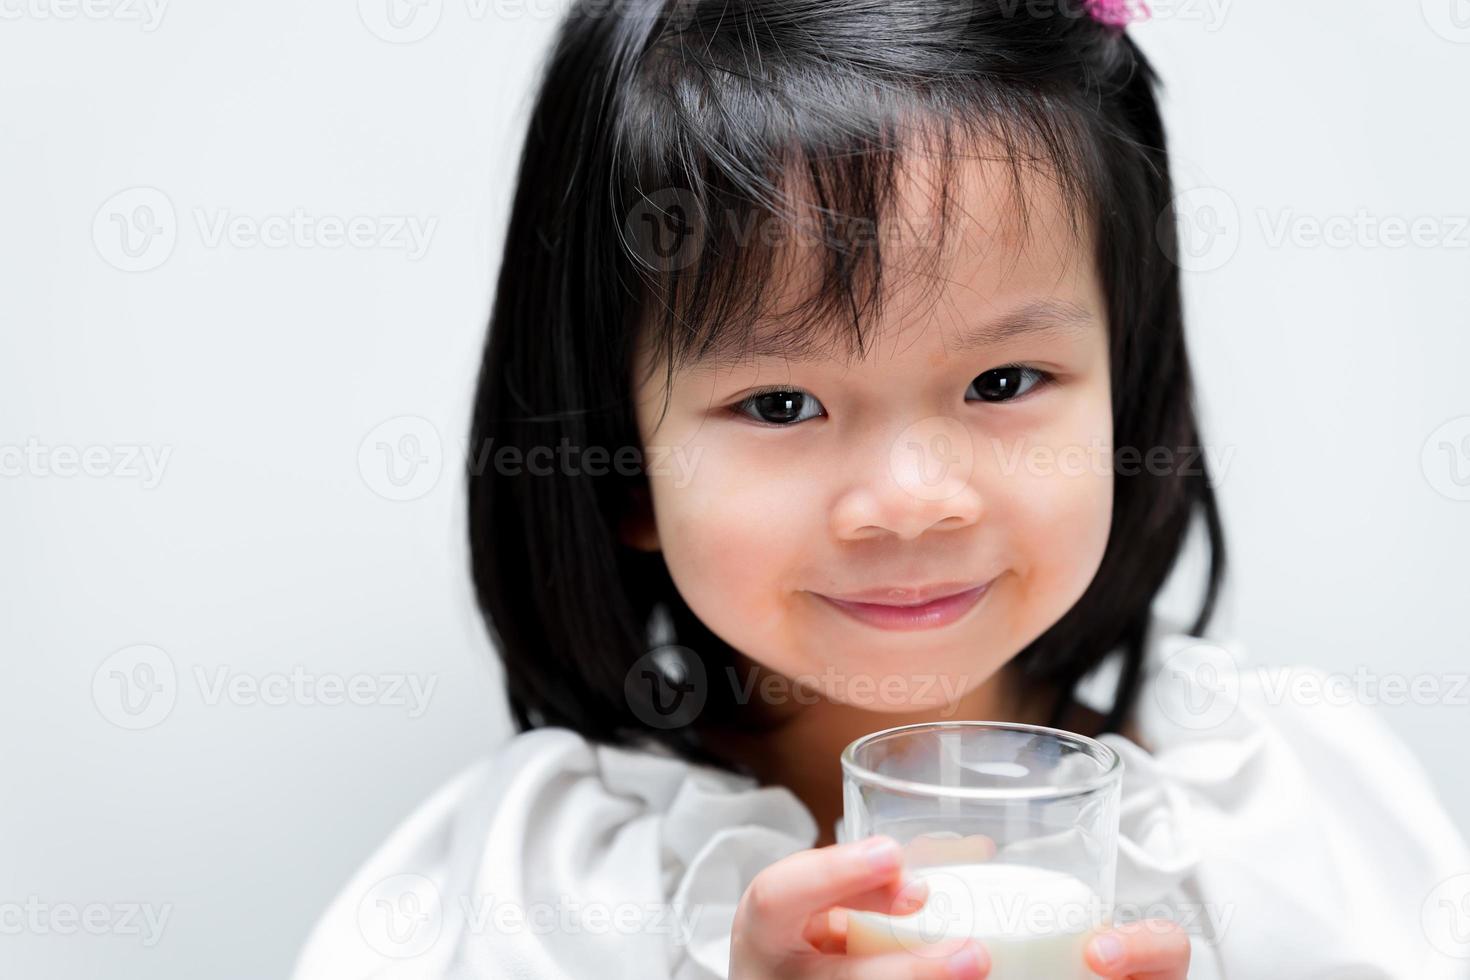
{"left": 829, "top": 419, "right": 984, "bottom": 542}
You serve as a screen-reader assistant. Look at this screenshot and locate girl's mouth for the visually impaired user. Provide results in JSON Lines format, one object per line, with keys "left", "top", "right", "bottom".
{"left": 812, "top": 581, "right": 993, "bottom": 631}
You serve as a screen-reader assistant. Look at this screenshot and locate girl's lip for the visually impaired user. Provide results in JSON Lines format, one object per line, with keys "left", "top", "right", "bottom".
{"left": 814, "top": 581, "right": 992, "bottom": 631}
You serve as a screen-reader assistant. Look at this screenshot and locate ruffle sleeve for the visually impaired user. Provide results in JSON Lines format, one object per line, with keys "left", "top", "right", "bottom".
{"left": 1082, "top": 619, "right": 1470, "bottom": 979}
{"left": 289, "top": 726, "right": 818, "bottom": 980}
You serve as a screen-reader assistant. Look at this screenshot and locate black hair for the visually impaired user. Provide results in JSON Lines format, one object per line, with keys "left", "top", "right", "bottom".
{"left": 467, "top": 0, "right": 1227, "bottom": 773}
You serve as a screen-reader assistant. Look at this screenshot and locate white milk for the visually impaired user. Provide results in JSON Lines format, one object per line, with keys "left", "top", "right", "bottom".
{"left": 845, "top": 862, "right": 1104, "bottom": 978}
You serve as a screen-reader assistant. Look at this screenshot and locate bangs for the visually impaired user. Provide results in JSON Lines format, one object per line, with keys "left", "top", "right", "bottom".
{"left": 612, "top": 2, "right": 1110, "bottom": 405}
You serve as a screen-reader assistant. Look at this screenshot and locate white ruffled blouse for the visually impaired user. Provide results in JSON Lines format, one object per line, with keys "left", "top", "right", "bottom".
{"left": 291, "top": 618, "right": 1470, "bottom": 979}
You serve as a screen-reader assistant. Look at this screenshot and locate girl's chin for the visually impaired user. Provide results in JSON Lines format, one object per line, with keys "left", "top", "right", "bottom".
{"left": 782, "top": 667, "right": 981, "bottom": 716}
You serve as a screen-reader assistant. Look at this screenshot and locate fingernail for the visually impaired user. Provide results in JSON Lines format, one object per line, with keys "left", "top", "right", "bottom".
{"left": 862, "top": 836, "right": 901, "bottom": 874}
{"left": 892, "top": 877, "right": 929, "bottom": 913}
{"left": 1089, "top": 933, "right": 1125, "bottom": 967}
{"left": 944, "top": 941, "right": 986, "bottom": 978}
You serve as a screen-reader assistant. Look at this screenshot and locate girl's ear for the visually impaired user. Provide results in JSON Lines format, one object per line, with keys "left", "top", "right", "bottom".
{"left": 618, "top": 483, "right": 661, "bottom": 552}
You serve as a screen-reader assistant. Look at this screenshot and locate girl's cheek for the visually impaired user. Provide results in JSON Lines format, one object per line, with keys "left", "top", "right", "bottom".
{"left": 1011, "top": 453, "right": 1112, "bottom": 602}
{"left": 979, "top": 395, "right": 1113, "bottom": 574}
{"left": 651, "top": 439, "right": 814, "bottom": 584}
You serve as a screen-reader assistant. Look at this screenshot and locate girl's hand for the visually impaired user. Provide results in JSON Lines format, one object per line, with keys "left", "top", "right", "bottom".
{"left": 1083, "top": 919, "right": 1192, "bottom": 979}
{"left": 729, "top": 835, "right": 991, "bottom": 979}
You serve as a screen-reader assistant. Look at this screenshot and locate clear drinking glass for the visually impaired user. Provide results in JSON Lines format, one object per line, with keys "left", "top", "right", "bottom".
{"left": 840, "top": 721, "right": 1122, "bottom": 978}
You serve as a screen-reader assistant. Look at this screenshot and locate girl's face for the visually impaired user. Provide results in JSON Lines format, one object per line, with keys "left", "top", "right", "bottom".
{"left": 626, "top": 156, "right": 1113, "bottom": 715}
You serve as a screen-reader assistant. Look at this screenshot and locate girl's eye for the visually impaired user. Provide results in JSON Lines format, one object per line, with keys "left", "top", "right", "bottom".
{"left": 732, "top": 388, "right": 826, "bottom": 425}
{"left": 729, "top": 370, "right": 1046, "bottom": 423}
{"left": 965, "top": 366, "right": 1052, "bottom": 403}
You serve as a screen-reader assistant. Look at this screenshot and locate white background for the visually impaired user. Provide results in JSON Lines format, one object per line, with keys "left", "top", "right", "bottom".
{"left": 2, "top": 1, "right": 1467, "bottom": 977}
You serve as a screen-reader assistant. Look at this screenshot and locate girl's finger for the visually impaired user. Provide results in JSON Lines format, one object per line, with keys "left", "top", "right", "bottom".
{"left": 803, "top": 907, "right": 848, "bottom": 954}
{"left": 835, "top": 873, "right": 931, "bottom": 918}
{"left": 738, "top": 836, "right": 917, "bottom": 950}
{"left": 1084, "top": 919, "right": 1192, "bottom": 979}
{"left": 816, "top": 939, "right": 991, "bottom": 980}
{"left": 805, "top": 877, "right": 931, "bottom": 955}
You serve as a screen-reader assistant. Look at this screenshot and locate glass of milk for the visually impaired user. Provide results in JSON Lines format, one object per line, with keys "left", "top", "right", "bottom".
{"left": 840, "top": 721, "right": 1122, "bottom": 977}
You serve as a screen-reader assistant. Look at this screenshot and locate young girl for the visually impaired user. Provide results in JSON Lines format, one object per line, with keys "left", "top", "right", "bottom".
{"left": 294, "top": 0, "right": 1470, "bottom": 977}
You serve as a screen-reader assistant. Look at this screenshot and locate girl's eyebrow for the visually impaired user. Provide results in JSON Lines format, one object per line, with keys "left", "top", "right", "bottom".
{"left": 685, "top": 297, "right": 1097, "bottom": 372}
{"left": 943, "top": 297, "right": 1098, "bottom": 353}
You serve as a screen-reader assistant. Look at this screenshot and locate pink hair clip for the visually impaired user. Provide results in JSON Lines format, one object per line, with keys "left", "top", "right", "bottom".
{"left": 1083, "top": 0, "right": 1152, "bottom": 29}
